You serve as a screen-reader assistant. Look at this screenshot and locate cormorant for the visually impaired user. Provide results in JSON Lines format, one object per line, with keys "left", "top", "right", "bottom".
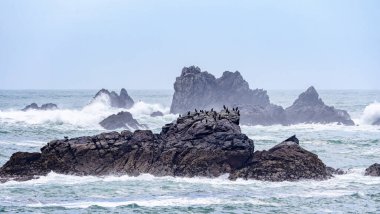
{"left": 64, "top": 136, "right": 69, "bottom": 141}
{"left": 223, "top": 105, "right": 226, "bottom": 110}
{"left": 236, "top": 107, "right": 239, "bottom": 111}
{"left": 211, "top": 108, "right": 213, "bottom": 112}
{"left": 237, "top": 110, "right": 240, "bottom": 116}
{"left": 195, "top": 109, "right": 198, "bottom": 113}
{"left": 188, "top": 111, "right": 190, "bottom": 116}
{"left": 233, "top": 107, "right": 235, "bottom": 111}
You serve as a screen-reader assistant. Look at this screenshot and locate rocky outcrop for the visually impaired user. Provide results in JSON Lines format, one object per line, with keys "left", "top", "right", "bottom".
{"left": 170, "top": 66, "right": 271, "bottom": 113}
{"left": 22, "top": 103, "right": 58, "bottom": 111}
{"left": 99, "top": 111, "right": 145, "bottom": 130}
{"left": 0, "top": 110, "right": 331, "bottom": 182}
{"left": 92, "top": 88, "right": 134, "bottom": 108}
{"left": 150, "top": 111, "right": 164, "bottom": 117}
{"left": 285, "top": 87, "right": 354, "bottom": 125}
{"left": 365, "top": 163, "right": 380, "bottom": 176}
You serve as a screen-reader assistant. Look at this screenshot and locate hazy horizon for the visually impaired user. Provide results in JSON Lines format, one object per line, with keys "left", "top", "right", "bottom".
{"left": 1, "top": 0, "right": 379, "bottom": 90}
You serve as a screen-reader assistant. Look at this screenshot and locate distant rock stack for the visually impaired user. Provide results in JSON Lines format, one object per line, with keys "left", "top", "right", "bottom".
{"left": 170, "top": 66, "right": 286, "bottom": 125}
{"left": 92, "top": 88, "right": 134, "bottom": 108}
{"left": 22, "top": 103, "right": 58, "bottom": 111}
{"left": 285, "top": 86, "right": 354, "bottom": 125}
{"left": 169, "top": 66, "right": 355, "bottom": 126}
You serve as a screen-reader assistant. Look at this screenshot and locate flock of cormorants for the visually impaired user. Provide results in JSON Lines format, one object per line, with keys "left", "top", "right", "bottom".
{"left": 179, "top": 106, "right": 240, "bottom": 124}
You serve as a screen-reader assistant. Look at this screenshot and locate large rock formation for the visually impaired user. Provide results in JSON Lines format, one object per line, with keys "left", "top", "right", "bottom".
{"left": 170, "top": 66, "right": 354, "bottom": 126}
{"left": 170, "top": 66, "right": 286, "bottom": 125}
{"left": 365, "top": 163, "right": 380, "bottom": 176}
{"left": 92, "top": 88, "right": 134, "bottom": 108}
{"left": 285, "top": 87, "right": 354, "bottom": 125}
{"left": 0, "top": 110, "right": 331, "bottom": 182}
{"left": 99, "top": 111, "right": 145, "bottom": 130}
{"left": 22, "top": 103, "right": 58, "bottom": 111}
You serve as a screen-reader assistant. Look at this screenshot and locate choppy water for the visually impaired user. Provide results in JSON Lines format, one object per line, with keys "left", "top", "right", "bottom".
{"left": 0, "top": 89, "right": 380, "bottom": 213}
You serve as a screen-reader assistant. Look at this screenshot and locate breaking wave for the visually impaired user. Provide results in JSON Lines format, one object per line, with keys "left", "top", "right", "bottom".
{"left": 360, "top": 102, "right": 380, "bottom": 125}
{"left": 0, "top": 94, "right": 172, "bottom": 129}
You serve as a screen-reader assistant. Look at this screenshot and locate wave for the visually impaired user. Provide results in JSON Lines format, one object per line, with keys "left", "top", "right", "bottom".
{"left": 359, "top": 102, "right": 380, "bottom": 125}
{"left": 0, "top": 94, "right": 173, "bottom": 129}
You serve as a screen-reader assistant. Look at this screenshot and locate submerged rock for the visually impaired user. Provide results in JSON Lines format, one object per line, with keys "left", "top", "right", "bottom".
{"left": 0, "top": 110, "right": 331, "bottom": 182}
{"left": 326, "top": 167, "right": 346, "bottom": 175}
{"left": 365, "top": 163, "right": 380, "bottom": 176}
{"left": 22, "top": 103, "right": 58, "bottom": 111}
{"left": 285, "top": 86, "right": 354, "bottom": 125}
{"left": 150, "top": 111, "right": 164, "bottom": 117}
{"left": 99, "top": 111, "right": 145, "bottom": 130}
{"left": 92, "top": 88, "right": 134, "bottom": 108}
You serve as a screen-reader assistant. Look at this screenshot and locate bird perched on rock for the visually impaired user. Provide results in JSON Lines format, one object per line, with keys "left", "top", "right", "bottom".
{"left": 64, "top": 136, "right": 69, "bottom": 141}
{"left": 187, "top": 111, "right": 190, "bottom": 116}
{"left": 237, "top": 110, "right": 240, "bottom": 116}
{"left": 223, "top": 105, "right": 226, "bottom": 110}
{"left": 211, "top": 108, "right": 213, "bottom": 112}
{"left": 195, "top": 109, "right": 198, "bottom": 113}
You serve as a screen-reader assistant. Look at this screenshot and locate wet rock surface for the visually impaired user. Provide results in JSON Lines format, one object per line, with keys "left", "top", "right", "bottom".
{"left": 285, "top": 87, "right": 354, "bottom": 125}
{"left": 0, "top": 110, "right": 331, "bottom": 182}
{"left": 22, "top": 103, "right": 58, "bottom": 111}
{"left": 365, "top": 163, "right": 380, "bottom": 176}
{"left": 92, "top": 88, "right": 134, "bottom": 108}
{"left": 99, "top": 111, "right": 145, "bottom": 130}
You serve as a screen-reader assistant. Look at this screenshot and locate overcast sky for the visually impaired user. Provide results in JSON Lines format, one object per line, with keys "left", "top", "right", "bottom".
{"left": 0, "top": 0, "right": 379, "bottom": 90}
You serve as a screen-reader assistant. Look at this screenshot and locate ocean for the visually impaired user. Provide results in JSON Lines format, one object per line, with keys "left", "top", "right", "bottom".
{"left": 0, "top": 89, "right": 380, "bottom": 213}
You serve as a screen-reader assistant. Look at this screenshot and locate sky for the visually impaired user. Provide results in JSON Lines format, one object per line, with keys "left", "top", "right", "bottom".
{"left": 0, "top": 0, "right": 379, "bottom": 90}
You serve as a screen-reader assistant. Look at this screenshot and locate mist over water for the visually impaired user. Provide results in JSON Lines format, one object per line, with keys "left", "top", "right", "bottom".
{"left": 0, "top": 90, "right": 380, "bottom": 213}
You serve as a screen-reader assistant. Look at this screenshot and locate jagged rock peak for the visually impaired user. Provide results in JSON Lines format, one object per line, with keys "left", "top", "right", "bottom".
{"left": 92, "top": 88, "right": 134, "bottom": 109}
{"left": 293, "top": 86, "right": 323, "bottom": 106}
{"left": 181, "top": 65, "right": 201, "bottom": 76}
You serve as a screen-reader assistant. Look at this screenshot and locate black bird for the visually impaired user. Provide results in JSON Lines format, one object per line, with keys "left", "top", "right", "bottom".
{"left": 236, "top": 107, "right": 239, "bottom": 111}
{"left": 211, "top": 108, "right": 213, "bottom": 112}
{"left": 64, "top": 136, "right": 69, "bottom": 141}
{"left": 200, "top": 110, "right": 203, "bottom": 113}
{"left": 237, "top": 110, "right": 240, "bottom": 116}
{"left": 226, "top": 109, "right": 230, "bottom": 114}
{"left": 179, "top": 114, "right": 181, "bottom": 117}
{"left": 223, "top": 105, "right": 226, "bottom": 110}
{"left": 188, "top": 111, "right": 190, "bottom": 116}
{"left": 233, "top": 107, "right": 235, "bottom": 111}
{"left": 205, "top": 119, "right": 208, "bottom": 123}
{"left": 218, "top": 115, "right": 221, "bottom": 120}
{"left": 195, "top": 109, "right": 198, "bottom": 113}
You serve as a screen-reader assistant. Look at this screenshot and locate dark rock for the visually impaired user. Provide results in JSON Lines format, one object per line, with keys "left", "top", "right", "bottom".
{"left": 326, "top": 167, "right": 346, "bottom": 175}
{"left": 285, "top": 86, "right": 354, "bottom": 125}
{"left": 22, "top": 103, "right": 58, "bottom": 111}
{"left": 239, "top": 104, "right": 288, "bottom": 126}
{"left": 373, "top": 119, "right": 380, "bottom": 125}
{"left": 0, "top": 111, "right": 331, "bottom": 182}
{"left": 92, "top": 88, "right": 134, "bottom": 108}
{"left": 365, "top": 163, "right": 380, "bottom": 176}
{"left": 230, "top": 138, "right": 331, "bottom": 181}
{"left": 99, "top": 111, "right": 145, "bottom": 130}
{"left": 150, "top": 111, "right": 164, "bottom": 117}
{"left": 283, "top": 135, "right": 299, "bottom": 144}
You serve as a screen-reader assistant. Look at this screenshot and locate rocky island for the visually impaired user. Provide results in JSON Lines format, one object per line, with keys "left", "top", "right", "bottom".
{"left": 0, "top": 109, "right": 332, "bottom": 182}
{"left": 170, "top": 66, "right": 354, "bottom": 126}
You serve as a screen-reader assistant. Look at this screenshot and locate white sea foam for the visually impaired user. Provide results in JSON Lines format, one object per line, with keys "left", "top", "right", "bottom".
{"left": 0, "top": 95, "right": 173, "bottom": 129}
{"left": 360, "top": 102, "right": 380, "bottom": 125}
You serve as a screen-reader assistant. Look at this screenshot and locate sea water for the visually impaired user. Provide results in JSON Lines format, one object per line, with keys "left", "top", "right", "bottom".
{"left": 0, "top": 89, "right": 380, "bottom": 213}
